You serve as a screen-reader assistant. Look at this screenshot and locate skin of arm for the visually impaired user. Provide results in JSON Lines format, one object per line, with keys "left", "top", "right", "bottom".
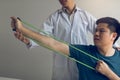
{"left": 96, "top": 60, "right": 120, "bottom": 80}
{"left": 11, "top": 17, "right": 69, "bottom": 56}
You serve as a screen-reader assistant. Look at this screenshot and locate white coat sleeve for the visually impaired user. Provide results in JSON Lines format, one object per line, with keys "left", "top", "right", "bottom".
{"left": 26, "top": 14, "right": 54, "bottom": 49}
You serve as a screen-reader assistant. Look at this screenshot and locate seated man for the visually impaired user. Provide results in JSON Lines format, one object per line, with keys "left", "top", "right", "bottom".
{"left": 10, "top": 16, "right": 120, "bottom": 80}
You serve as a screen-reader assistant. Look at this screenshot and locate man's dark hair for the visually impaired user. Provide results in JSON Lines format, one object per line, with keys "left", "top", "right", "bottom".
{"left": 96, "top": 17, "right": 120, "bottom": 44}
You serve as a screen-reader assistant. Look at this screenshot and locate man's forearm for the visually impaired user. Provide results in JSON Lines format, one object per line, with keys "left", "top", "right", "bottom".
{"left": 105, "top": 69, "right": 120, "bottom": 80}
{"left": 20, "top": 26, "right": 69, "bottom": 56}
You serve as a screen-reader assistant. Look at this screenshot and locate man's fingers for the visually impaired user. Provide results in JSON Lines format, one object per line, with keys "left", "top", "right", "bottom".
{"left": 19, "top": 32, "right": 25, "bottom": 41}
{"left": 14, "top": 31, "right": 19, "bottom": 38}
{"left": 14, "top": 31, "right": 26, "bottom": 42}
{"left": 10, "top": 17, "right": 18, "bottom": 31}
{"left": 10, "top": 16, "right": 17, "bottom": 22}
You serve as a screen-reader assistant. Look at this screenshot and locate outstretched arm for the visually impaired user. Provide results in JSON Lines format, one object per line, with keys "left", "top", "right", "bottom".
{"left": 10, "top": 16, "right": 69, "bottom": 56}
{"left": 96, "top": 60, "right": 120, "bottom": 80}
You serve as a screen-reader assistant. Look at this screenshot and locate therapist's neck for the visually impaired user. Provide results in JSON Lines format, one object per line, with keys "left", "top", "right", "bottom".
{"left": 66, "top": 4, "right": 76, "bottom": 14}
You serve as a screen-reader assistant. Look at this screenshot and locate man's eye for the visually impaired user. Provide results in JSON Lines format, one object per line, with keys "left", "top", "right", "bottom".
{"left": 94, "top": 30, "right": 106, "bottom": 33}
{"left": 99, "top": 30, "right": 106, "bottom": 32}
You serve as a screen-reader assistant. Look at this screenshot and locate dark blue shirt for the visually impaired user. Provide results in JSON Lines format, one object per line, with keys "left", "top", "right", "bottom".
{"left": 69, "top": 45, "right": 120, "bottom": 80}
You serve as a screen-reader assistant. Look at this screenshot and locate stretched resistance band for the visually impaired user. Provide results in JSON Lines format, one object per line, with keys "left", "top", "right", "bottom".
{"left": 17, "top": 17, "right": 99, "bottom": 70}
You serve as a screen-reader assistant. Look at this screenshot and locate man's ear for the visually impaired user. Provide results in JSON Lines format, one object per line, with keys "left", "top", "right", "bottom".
{"left": 112, "top": 32, "right": 117, "bottom": 41}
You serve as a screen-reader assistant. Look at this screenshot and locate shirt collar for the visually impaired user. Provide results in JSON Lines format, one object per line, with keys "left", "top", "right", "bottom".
{"left": 58, "top": 6, "right": 82, "bottom": 14}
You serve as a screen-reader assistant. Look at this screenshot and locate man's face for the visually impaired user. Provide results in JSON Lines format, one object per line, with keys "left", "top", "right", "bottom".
{"left": 94, "top": 23, "right": 116, "bottom": 47}
{"left": 59, "top": 0, "right": 74, "bottom": 8}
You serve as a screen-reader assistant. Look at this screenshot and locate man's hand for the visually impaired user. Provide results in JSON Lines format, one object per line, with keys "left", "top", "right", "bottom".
{"left": 96, "top": 60, "right": 120, "bottom": 80}
{"left": 96, "top": 60, "right": 110, "bottom": 75}
{"left": 11, "top": 16, "right": 24, "bottom": 31}
{"left": 11, "top": 16, "right": 30, "bottom": 45}
{"left": 14, "top": 31, "right": 30, "bottom": 45}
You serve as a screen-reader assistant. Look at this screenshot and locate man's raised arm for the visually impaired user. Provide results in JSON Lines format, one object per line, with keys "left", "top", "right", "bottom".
{"left": 10, "top": 16, "right": 69, "bottom": 56}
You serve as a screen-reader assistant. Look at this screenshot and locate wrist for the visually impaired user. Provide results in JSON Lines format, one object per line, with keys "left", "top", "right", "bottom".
{"left": 26, "top": 41, "right": 30, "bottom": 45}
{"left": 105, "top": 70, "right": 120, "bottom": 80}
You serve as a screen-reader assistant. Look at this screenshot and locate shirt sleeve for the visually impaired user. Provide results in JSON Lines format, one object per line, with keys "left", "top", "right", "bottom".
{"left": 41, "top": 14, "right": 54, "bottom": 36}
{"left": 69, "top": 45, "right": 90, "bottom": 60}
{"left": 84, "top": 11, "right": 97, "bottom": 34}
{"left": 26, "top": 39, "right": 39, "bottom": 49}
{"left": 26, "top": 14, "right": 55, "bottom": 49}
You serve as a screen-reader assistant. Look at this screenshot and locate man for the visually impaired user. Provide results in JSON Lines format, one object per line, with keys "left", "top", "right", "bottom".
{"left": 11, "top": 16, "right": 120, "bottom": 80}
{"left": 13, "top": 0, "right": 96, "bottom": 80}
